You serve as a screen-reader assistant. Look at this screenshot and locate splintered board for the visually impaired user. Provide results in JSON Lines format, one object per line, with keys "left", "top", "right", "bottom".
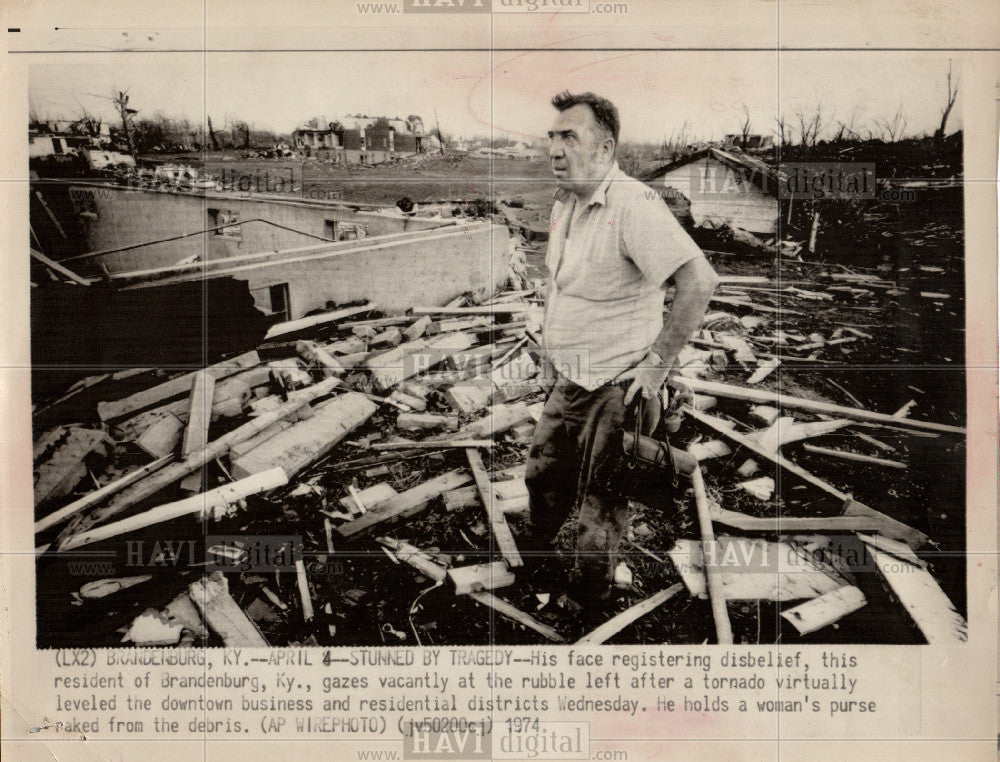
{"left": 668, "top": 538, "right": 847, "bottom": 601}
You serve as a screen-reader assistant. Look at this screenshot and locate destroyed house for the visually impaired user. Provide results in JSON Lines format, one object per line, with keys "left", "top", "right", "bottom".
{"left": 643, "top": 148, "right": 781, "bottom": 236}
{"left": 293, "top": 114, "right": 425, "bottom": 163}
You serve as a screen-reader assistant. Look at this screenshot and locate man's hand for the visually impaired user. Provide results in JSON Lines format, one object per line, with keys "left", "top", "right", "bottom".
{"left": 619, "top": 359, "right": 670, "bottom": 406}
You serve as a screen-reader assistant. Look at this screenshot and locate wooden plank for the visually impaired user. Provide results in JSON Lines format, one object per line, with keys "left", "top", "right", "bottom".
{"left": 339, "top": 483, "right": 398, "bottom": 512}
{"left": 709, "top": 507, "right": 887, "bottom": 534}
{"left": 448, "top": 561, "right": 516, "bottom": 595}
{"left": 397, "top": 412, "right": 459, "bottom": 431}
{"left": 379, "top": 537, "right": 564, "bottom": 642}
{"left": 752, "top": 417, "right": 851, "bottom": 454}
{"left": 297, "top": 340, "right": 345, "bottom": 376}
{"left": 442, "top": 486, "right": 479, "bottom": 511}
{"left": 337, "top": 470, "right": 472, "bottom": 538}
{"left": 467, "top": 448, "right": 523, "bottom": 568}
{"left": 468, "top": 591, "right": 565, "bottom": 642}
{"left": 30, "top": 247, "right": 92, "bottom": 285}
{"left": 668, "top": 538, "right": 846, "bottom": 602}
{"left": 178, "top": 372, "right": 216, "bottom": 493}
{"left": 801, "top": 443, "right": 907, "bottom": 470}
{"left": 371, "top": 439, "right": 494, "bottom": 451}
{"left": 685, "top": 407, "right": 928, "bottom": 548}
{"left": 453, "top": 402, "right": 533, "bottom": 440}
{"left": 747, "top": 357, "right": 780, "bottom": 384}
{"left": 59, "top": 379, "right": 341, "bottom": 543}
{"left": 859, "top": 537, "right": 967, "bottom": 643}
{"left": 188, "top": 571, "right": 268, "bottom": 646}
{"left": 59, "top": 468, "right": 288, "bottom": 551}
{"left": 673, "top": 378, "right": 964, "bottom": 435}
{"left": 295, "top": 559, "right": 315, "bottom": 622}
{"left": 230, "top": 392, "right": 377, "bottom": 479}
{"left": 35, "top": 456, "right": 172, "bottom": 534}
{"left": 135, "top": 413, "right": 185, "bottom": 458}
{"left": 366, "top": 332, "right": 475, "bottom": 390}
{"left": 98, "top": 350, "right": 260, "bottom": 422}
{"left": 411, "top": 304, "right": 532, "bottom": 316}
{"left": 781, "top": 586, "right": 867, "bottom": 635}
{"left": 690, "top": 465, "right": 733, "bottom": 644}
{"left": 263, "top": 303, "right": 371, "bottom": 340}
{"left": 576, "top": 583, "right": 685, "bottom": 644}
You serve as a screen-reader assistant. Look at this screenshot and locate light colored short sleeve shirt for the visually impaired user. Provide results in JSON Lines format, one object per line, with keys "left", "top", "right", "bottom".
{"left": 543, "top": 162, "right": 704, "bottom": 390}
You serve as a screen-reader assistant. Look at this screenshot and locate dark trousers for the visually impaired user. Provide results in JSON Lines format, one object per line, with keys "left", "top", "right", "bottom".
{"left": 525, "top": 375, "right": 660, "bottom": 596}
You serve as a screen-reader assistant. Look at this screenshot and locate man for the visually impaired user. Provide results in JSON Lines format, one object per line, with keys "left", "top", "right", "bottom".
{"left": 524, "top": 91, "right": 719, "bottom": 606}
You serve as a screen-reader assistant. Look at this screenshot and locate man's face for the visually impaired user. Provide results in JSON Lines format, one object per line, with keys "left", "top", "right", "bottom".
{"left": 548, "top": 104, "right": 613, "bottom": 193}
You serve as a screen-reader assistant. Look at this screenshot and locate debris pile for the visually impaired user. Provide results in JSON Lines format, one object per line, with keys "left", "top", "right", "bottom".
{"left": 33, "top": 270, "right": 967, "bottom": 647}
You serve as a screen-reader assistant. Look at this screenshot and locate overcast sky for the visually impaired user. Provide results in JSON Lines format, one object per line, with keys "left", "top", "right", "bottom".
{"left": 29, "top": 51, "right": 961, "bottom": 143}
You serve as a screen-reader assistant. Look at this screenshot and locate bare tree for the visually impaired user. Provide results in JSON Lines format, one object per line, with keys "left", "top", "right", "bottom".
{"left": 738, "top": 103, "right": 752, "bottom": 150}
{"left": 793, "top": 104, "right": 825, "bottom": 147}
{"left": 933, "top": 60, "right": 959, "bottom": 145}
{"left": 111, "top": 89, "right": 138, "bottom": 160}
{"left": 834, "top": 105, "right": 860, "bottom": 143}
{"left": 874, "top": 104, "right": 907, "bottom": 142}
{"left": 773, "top": 116, "right": 787, "bottom": 148}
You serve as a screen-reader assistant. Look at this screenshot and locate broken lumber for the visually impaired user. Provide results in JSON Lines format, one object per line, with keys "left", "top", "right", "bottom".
{"left": 453, "top": 402, "right": 533, "bottom": 441}
{"left": 860, "top": 535, "right": 967, "bottom": 643}
{"left": 411, "top": 304, "right": 532, "bottom": 316}
{"left": 366, "top": 332, "right": 475, "bottom": 390}
{"left": 747, "top": 357, "right": 780, "bottom": 385}
{"left": 337, "top": 470, "right": 472, "bottom": 538}
{"left": 781, "top": 586, "right": 867, "bottom": 635}
{"left": 466, "top": 448, "right": 523, "bottom": 568}
{"left": 297, "top": 340, "right": 345, "bottom": 376}
{"left": 264, "top": 303, "right": 371, "bottom": 340}
{"left": 689, "top": 464, "right": 733, "bottom": 644}
{"left": 339, "top": 483, "right": 398, "bottom": 512}
{"left": 669, "top": 538, "right": 847, "bottom": 601}
{"left": 59, "top": 467, "right": 288, "bottom": 551}
{"left": 576, "top": 583, "right": 685, "bottom": 645}
{"left": 685, "top": 407, "right": 928, "bottom": 548}
{"left": 34, "top": 428, "right": 110, "bottom": 506}
{"left": 59, "top": 378, "right": 340, "bottom": 543}
{"left": 231, "top": 392, "right": 377, "bottom": 479}
{"left": 448, "top": 561, "right": 516, "bottom": 595}
{"left": 178, "top": 371, "right": 216, "bottom": 493}
{"left": 79, "top": 575, "right": 152, "bottom": 600}
{"left": 35, "top": 455, "right": 172, "bottom": 534}
{"left": 754, "top": 417, "right": 851, "bottom": 454}
{"left": 801, "top": 443, "right": 906, "bottom": 470}
{"left": 295, "top": 559, "right": 315, "bottom": 622}
{"left": 188, "top": 571, "right": 268, "bottom": 646}
{"left": 371, "top": 439, "right": 494, "bottom": 451}
{"left": 135, "top": 413, "right": 185, "bottom": 458}
{"left": 97, "top": 350, "right": 260, "bottom": 421}
{"left": 379, "top": 538, "right": 563, "bottom": 642}
{"left": 397, "top": 412, "right": 458, "bottom": 431}
{"left": 672, "top": 378, "right": 964, "bottom": 435}
{"left": 709, "top": 506, "right": 887, "bottom": 534}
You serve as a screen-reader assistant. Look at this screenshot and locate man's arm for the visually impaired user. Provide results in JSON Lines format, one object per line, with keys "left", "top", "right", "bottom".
{"left": 621, "top": 255, "right": 719, "bottom": 404}
{"left": 651, "top": 255, "right": 720, "bottom": 369}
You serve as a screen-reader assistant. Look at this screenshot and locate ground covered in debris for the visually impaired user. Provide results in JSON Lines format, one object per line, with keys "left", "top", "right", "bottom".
{"left": 33, "top": 174, "right": 966, "bottom": 649}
